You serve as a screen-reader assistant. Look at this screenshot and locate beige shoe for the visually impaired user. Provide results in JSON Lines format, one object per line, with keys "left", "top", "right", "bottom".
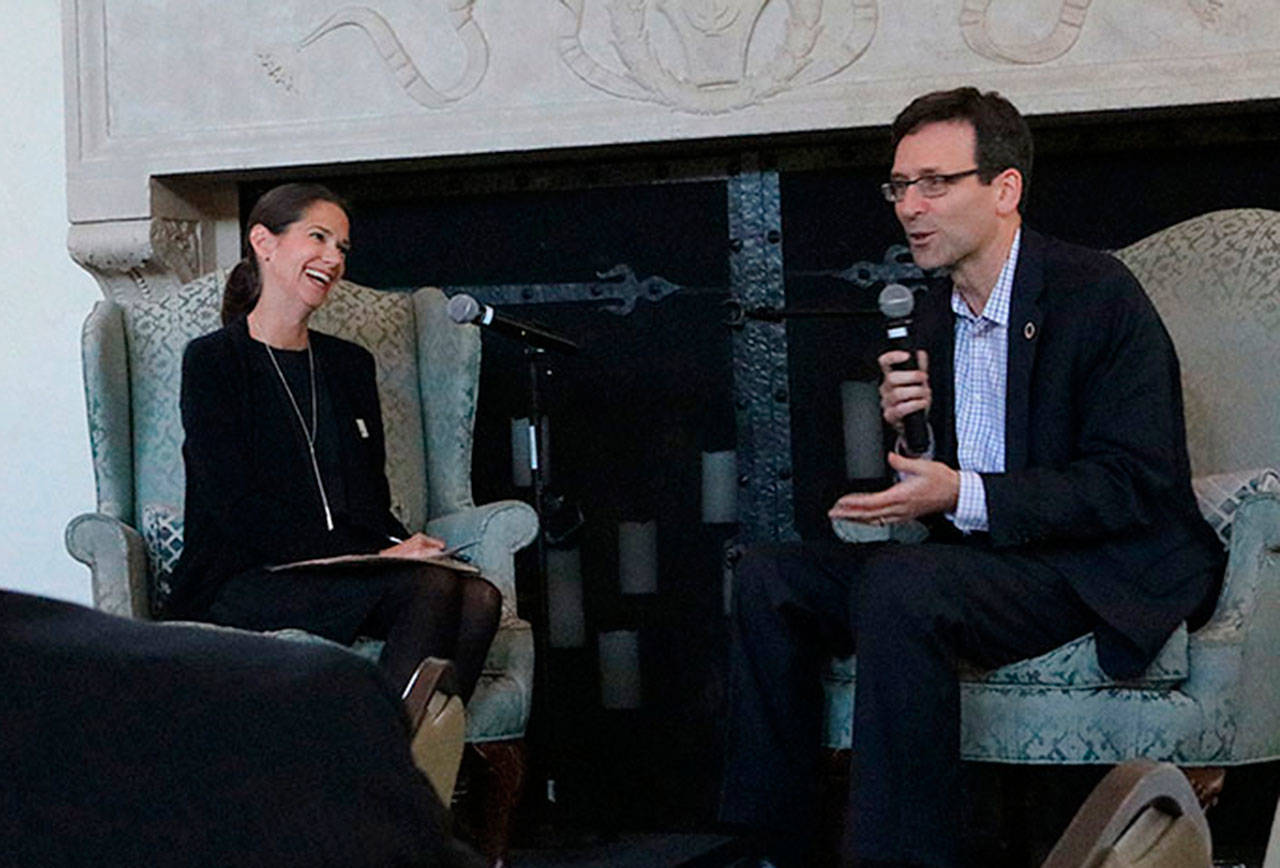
{"left": 403, "top": 657, "right": 466, "bottom": 803}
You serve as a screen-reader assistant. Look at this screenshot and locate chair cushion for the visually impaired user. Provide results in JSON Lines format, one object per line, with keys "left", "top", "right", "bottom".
{"left": 960, "top": 623, "right": 1188, "bottom": 689}
{"left": 826, "top": 623, "right": 1189, "bottom": 690}
{"left": 1192, "top": 467, "right": 1280, "bottom": 545}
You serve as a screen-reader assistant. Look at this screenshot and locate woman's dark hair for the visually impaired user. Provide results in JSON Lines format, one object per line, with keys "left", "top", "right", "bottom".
{"left": 890, "top": 87, "right": 1033, "bottom": 213}
{"left": 221, "top": 183, "right": 349, "bottom": 325}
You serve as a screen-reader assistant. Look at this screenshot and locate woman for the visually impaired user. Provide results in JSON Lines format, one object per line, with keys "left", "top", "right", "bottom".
{"left": 164, "top": 182, "right": 500, "bottom": 708}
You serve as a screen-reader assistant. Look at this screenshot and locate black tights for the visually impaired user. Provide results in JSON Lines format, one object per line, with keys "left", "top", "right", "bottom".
{"left": 361, "top": 565, "right": 502, "bottom": 702}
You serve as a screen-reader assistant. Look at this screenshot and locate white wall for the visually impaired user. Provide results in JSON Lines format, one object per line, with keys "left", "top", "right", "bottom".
{"left": 0, "top": 2, "right": 99, "bottom": 604}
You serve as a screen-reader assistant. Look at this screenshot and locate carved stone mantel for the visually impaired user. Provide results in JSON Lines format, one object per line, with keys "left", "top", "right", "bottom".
{"left": 67, "top": 218, "right": 203, "bottom": 303}
{"left": 64, "top": 0, "right": 1280, "bottom": 296}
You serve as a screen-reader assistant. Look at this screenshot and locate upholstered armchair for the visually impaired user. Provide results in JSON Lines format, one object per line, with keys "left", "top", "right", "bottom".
{"left": 65, "top": 272, "right": 537, "bottom": 865}
{"left": 823, "top": 209, "right": 1280, "bottom": 791}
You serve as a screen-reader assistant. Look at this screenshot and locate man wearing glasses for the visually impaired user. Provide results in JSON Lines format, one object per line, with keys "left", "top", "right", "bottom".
{"left": 719, "top": 88, "right": 1223, "bottom": 867}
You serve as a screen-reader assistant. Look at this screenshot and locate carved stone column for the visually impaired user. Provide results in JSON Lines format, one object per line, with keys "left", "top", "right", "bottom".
{"left": 68, "top": 217, "right": 201, "bottom": 303}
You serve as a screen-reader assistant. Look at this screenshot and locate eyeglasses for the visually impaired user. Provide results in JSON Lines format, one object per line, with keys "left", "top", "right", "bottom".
{"left": 880, "top": 168, "right": 980, "bottom": 203}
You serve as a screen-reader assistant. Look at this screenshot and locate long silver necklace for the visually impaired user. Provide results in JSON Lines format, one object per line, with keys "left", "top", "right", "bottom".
{"left": 264, "top": 342, "right": 335, "bottom": 531}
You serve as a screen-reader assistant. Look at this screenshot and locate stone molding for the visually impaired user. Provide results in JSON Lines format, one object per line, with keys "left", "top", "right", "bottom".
{"left": 63, "top": 0, "right": 1280, "bottom": 227}
{"left": 257, "top": 1, "right": 488, "bottom": 108}
{"left": 68, "top": 218, "right": 201, "bottom": 303}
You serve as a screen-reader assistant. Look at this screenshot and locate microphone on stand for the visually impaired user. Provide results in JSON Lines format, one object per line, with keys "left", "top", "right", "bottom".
{"left": 877, "top": 283, "right": 931, "bottom": 457}
{"left": 446, "top": 294, "right": 580, "bottom": 355}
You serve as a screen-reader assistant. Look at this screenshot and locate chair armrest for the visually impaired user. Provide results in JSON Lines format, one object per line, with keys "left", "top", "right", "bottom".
{"left": 1184, "top": 493, "right": 1280, "bottom": 759}
{"left": 1189, "top": 493, "right": 1280, "bottom": 646}
{"left": 425, "top": 499, "right": 539, "bottom": 619}
{"left": 64, "top": 512, "right": 150, "bottom": 620}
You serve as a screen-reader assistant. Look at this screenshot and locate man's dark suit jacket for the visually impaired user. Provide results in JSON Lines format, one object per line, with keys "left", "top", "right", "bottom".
{"left": 165, "top": 316, "right": 410, "bottom": 619}
{"left": 916, "top": 228, "right": 1224, "bottom": 679}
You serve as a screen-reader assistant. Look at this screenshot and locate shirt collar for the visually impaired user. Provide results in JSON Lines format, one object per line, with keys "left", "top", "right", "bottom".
{"left": 951, "top": 229, "right": 1020, "bottom": 326}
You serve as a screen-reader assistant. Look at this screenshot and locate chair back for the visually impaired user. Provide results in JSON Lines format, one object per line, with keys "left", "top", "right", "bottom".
{"left": 1116, "top": 209, "right": 1280, "bottom": 476}
{"left": 81, "top": 274, "right": 471, "bottom": 604}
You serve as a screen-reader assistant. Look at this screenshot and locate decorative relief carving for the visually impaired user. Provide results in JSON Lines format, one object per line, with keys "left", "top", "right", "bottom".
{"left": 557, "top": 0, "right": 878, "bottom": 114}
{"left": 960, "top": 1, "right": 1234, "bottom": 64}
{"left": 259, "top": 2, "right": 489, "bottom": 108}
{"left": 69, "top": 220, "right": 192, "bottom": 302}
{"left": 150, "top": 219, "right": 201, "bottom": 285}
{"left": 1186, "top": 0, "right": 1226, "bottom": 28}
{"left": 960, "top": 0, "right": 1094, "bottom": 65}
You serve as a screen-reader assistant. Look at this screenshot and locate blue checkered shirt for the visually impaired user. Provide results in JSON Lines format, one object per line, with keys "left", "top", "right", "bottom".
{"left": 947, "top": 230, "right": 1020, "bottom": 532}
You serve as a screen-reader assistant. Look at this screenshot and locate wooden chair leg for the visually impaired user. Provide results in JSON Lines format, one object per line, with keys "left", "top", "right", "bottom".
{"left": 463, "top": 738, "right": 527, "bottom": 868}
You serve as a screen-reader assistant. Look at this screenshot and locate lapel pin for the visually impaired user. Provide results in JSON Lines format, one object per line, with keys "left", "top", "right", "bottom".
{"left": 1023, "top": 321, "right": 1037, "bottom": 340}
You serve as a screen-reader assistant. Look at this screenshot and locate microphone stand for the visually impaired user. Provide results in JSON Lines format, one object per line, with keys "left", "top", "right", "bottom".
{"left": 451, "top": 296, "right": 583, "bottom": 839}
{"left": 519, "top": 343, "right": 593, "bottom": 844}
{"left": 524, "top": 344, "right": 558, "bottom": 808}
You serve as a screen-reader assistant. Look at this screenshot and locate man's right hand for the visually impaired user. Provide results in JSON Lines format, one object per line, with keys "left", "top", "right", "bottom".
{"left": 878, "top": 349, "right": 931, "bottom": 432}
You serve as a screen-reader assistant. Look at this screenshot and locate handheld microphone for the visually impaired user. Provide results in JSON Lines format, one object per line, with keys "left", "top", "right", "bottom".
{"left": 877, "top": 283, "right": 930, "bottom": 457}
{"left": 446, "top": 294, "right": 580, "bottom": 355}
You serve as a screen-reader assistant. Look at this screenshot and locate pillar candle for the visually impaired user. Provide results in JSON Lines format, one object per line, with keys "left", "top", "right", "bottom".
{"left": 547, "top": 546, "right": 586, "bottom": 648}
{"left": 701, "top": 449, "right": 738, "bottom": 523}
{"left": 618, "top": 520, "right": 658, "bottom": 594}
{"left": 598, "top": 630, "right": 642, "bottom": 709}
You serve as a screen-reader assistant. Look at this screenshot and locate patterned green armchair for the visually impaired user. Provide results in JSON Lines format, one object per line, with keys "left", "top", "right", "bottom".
{"left": 823, "top": 210, "right": 1280, "bottom": 782}
{"left": 65, "top": 272, "right": 537, "bottom": 865}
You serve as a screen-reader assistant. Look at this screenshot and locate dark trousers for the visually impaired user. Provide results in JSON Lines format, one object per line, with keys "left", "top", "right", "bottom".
{"left": 719, "top": 539, "right": 1097, "bottom": 867}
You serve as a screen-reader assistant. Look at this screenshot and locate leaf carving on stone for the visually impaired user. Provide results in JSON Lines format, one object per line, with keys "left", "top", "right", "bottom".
{"left": 557, "top": 0, "right": 877, "bottom": 114}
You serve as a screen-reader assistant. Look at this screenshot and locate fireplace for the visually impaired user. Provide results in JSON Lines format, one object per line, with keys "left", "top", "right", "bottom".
{"left": 63, "top": 0, "right": 1280, "bottom": 840}
{"left": 230, "top": 103, "right": 1280, "bottom": 826}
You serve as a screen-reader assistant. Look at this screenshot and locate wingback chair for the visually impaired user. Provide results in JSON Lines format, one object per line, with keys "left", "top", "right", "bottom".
{"left": 65, "top": 271, "right": 538, "bottom": 866}
{"left": 823, "top": 209, "right": 1280, "bottom": 790}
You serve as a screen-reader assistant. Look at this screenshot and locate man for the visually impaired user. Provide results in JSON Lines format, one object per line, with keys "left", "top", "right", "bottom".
{"left": 719, "top": 87, "right": 1224, "bottom": 867}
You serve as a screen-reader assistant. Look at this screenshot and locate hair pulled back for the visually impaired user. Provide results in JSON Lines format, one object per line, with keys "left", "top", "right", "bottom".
{"left": 221, "top": 182, "right": 349, "bottom": 325}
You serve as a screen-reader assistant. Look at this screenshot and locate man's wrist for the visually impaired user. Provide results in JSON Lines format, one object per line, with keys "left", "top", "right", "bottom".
{"left": 949, "top": 470, "right": 990, "bottom": 532}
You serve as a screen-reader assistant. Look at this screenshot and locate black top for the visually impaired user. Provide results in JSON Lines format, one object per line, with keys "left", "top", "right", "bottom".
{"left": 165, "top": 317, "right": 409, "bottom": 619}
{"left": 253, "top": 344, "right": 347, "bottom": 529}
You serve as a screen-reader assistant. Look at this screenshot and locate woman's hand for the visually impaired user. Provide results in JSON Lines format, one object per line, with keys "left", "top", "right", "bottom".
{"left": 380, "top": 533, "right": 448, "bottom": 559}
